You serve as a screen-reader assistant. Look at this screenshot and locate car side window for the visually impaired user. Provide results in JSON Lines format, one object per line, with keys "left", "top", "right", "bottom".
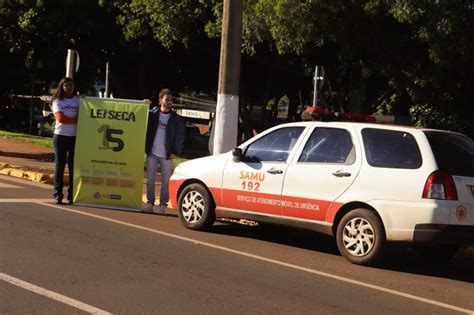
{"left": 244, "top": 127, "right": 304, "bottom": 162}
{"left": 298, "top": 128, "right": 354, "bottom": 164}
{"left": 362, "top": 128, "right": 422, "bottom": 169}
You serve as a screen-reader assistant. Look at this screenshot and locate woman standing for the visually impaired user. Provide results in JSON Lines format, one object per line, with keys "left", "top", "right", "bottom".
{"left": 51, "top": 77, "right": 80, "bottom": 204}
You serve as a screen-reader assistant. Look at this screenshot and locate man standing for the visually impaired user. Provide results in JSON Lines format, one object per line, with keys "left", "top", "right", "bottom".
{"left": 144, "top": 88, "right": 185, "bottom": 214}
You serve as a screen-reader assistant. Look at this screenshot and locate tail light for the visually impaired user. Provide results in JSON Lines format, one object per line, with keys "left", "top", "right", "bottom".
{"left": 422, "top": 170, "right": 458, "bottom": 200}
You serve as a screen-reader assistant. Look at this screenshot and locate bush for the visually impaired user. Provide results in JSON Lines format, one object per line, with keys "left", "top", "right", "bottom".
{"left": 409, "top": 104, "right": 471, "bottom": 136}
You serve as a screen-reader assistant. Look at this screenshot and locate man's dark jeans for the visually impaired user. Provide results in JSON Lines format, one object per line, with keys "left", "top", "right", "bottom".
{"left": 53, "top": 134, "right": 76, "bottom": 202}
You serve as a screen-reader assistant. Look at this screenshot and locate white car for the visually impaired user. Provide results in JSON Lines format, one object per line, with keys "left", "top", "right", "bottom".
{"left": 169, "top": 121, "right": 474, "bottom": 265}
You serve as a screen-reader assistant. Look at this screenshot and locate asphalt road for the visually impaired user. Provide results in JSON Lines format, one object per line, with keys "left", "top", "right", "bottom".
{"left": 1, "top": 174, "right": 473, "bottom": 314}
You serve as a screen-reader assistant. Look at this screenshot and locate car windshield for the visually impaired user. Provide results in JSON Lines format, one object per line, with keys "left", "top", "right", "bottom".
{"left": 424, "top": 131, "right": 474, "bottom": 177}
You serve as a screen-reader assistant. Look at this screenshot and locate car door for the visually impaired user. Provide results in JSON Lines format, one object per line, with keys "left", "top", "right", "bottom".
{"left": 222, "top": 126, "right": 306, "bottom": 215}
{"left": 281, "top": 126, "right": 361, "bottom": 222}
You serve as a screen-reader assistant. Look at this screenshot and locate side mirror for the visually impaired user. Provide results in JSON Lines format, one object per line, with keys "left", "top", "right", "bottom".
{"left": 232, "top": 148, "right": 243, "bottom": 162}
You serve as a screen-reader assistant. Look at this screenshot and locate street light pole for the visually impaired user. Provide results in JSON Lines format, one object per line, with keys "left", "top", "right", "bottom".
{"left": 29, "top": 73, "right": 34, "bottom": 134}
{"left": 312, "top": 65, "right": 324, "bottom": 108}
{"left": 25, "top": 51, "right": 44, "bottom": 135}
{"left": 25, "top": 51, "right": 35, "bottom": 135}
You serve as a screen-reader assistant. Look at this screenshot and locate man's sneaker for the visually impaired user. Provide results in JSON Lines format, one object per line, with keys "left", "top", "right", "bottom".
{"left": 158, "top": 205, "right": 166, "bottom": 215}
{"left": 143, "top": 203, "right": 154, "bottom": 213}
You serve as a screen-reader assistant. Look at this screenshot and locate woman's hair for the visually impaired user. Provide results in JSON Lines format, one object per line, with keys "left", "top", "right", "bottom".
{"left": 51, "top": 77, "right": 76, "bottom": 102}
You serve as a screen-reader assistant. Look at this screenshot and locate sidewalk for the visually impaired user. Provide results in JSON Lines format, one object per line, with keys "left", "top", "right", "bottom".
{"left": 0, "top": 137, "right": 161, "bottom": 206}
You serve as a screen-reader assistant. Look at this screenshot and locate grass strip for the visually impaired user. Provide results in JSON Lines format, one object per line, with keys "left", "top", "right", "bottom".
{"left": 0, "top": 130, "right": 53, "bottom": 147}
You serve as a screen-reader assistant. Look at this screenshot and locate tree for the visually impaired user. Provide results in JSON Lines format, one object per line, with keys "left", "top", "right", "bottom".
{"left": 1, "top": 0, "right": 472, "bottom": 135}
{"left": 110, "top": 0, "right": 214, "bottom": 49}
{"left": 390, "top": 1, "right": 474, "bottom": 134}
{"left": 205, "top": 0, "right": 473, "bottom": 133}
{"left": 0, "top": 0, "right": 123, "bottom": 94}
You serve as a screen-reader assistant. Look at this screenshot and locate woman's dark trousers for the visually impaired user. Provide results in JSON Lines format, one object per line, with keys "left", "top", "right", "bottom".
{"left": 53, "top": 134, "right": 76, "bottom": 202}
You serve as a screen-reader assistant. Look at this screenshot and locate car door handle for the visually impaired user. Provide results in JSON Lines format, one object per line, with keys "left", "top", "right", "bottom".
{"left": 332, "top": 170, "right": 351, "bottom": 177}
{"left": 267, "top": 168, "right": 283, "bottom": 174}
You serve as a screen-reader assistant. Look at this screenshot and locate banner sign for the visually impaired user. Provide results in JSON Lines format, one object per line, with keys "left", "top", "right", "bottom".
{"left": 73, "top": 97, "right": 148, "bottom": 211}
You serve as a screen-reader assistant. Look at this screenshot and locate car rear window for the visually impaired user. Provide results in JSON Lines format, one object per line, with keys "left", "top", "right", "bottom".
{"left": 424, "top": 131, "right": 474, "bottom": 177}
{"left": 362, "top": 128, "right": 422, "bottom": 169}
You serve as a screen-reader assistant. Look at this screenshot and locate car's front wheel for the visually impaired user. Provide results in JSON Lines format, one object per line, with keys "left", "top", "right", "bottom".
{"left": 336, "top": 208, "right": 386, "bottom": 265}
{"left": 178, "top": 183, "right": 215, "bottom": 230}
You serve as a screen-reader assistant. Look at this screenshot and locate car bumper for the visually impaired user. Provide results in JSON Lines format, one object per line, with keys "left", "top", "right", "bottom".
{"left": 413, "top": 224, "right": 474, "bottom": 245}
{"left": 169, "top": 178, "right": 185, "bottom": 209}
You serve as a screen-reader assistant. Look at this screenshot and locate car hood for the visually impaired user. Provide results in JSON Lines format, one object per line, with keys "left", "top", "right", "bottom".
{"left": 173, "top": 152, "right": 230, "bottom": 177}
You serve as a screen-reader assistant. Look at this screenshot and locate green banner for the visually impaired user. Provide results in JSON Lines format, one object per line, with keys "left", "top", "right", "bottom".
{"left": 73, "top": 97, "right": 148, "bottom": 211}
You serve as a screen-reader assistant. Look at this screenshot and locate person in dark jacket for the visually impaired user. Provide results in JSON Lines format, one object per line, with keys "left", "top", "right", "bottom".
{"left": 144, "top": 88, "right": 185, "bottom": 214}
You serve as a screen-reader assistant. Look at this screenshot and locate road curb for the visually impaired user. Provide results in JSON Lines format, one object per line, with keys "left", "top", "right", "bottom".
{"left": 0, "top": 164, "right": 55, "bottom": 184}
{"left": 0, "top": 151, "right": 54, "bottom": 161}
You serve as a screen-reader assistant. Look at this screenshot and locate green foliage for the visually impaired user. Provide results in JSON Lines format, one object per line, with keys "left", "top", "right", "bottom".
{"left": 374, "top": 95, "right": 394, "bottom": 116}
{"left": 409, "top": 104, "right": 470, "bottom": 135}
{"left": 0, "top": 0, "right": 128, "bottom": 93}
{"left": 0, "top": 130, "right": 53, "bottom": 147}
{"left": 112, "top": 0, "right": 213, "bottom": 48}
{"left": 206, "top": 0, "right": 328, "bottom": 55}
{"left": 0, "top": 0, "right": 472, "bottom": 133}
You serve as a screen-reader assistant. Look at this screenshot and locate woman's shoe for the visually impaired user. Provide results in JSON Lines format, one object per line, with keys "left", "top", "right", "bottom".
{"left": 67, "top": 200, "right": 73, "bottom": 205}
{"left": 55, "top": 199, "right": 63, "bottom": 205}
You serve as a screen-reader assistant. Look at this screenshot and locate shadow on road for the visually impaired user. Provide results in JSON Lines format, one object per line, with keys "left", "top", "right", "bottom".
{"left": 208, "top": 220, "right": 474, "bottom": 283}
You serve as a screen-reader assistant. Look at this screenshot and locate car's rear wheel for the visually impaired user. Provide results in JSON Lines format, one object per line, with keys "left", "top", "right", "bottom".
{"left": 336, "top": 208, "right": 386, "bottom": 265}
{"left": 178, "top": 183, "right": 215, "bottom": 230}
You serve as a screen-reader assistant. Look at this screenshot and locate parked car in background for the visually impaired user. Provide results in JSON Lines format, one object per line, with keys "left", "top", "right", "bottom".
{"left": 169, "top": 121, "right": 474, "bottom": 265}
{"left": 0, "top": 96, "right": 49, "bottom": 135}
{"left": 37, "top": 114, "right": 55, "bottom": 137}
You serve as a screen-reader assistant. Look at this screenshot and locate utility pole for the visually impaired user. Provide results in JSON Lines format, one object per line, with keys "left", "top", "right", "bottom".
{"left": 212, "top": 0, "right": 243, "bottom": 155}
{"left": 105, "top": 62, "right": 110, "bottom": 98}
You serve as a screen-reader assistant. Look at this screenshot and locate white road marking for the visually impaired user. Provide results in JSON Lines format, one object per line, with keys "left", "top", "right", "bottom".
{"left": 40, "top": 202, "right": 474, "bottom": 314}
{"left": 0, "top": 182, "right": 22, "bottom": 188}
{"left": 0, "top": 272, "right": 111, "bottom": 314}
{"left": 0, "top": 199, "right": 53, "bottom": 203}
